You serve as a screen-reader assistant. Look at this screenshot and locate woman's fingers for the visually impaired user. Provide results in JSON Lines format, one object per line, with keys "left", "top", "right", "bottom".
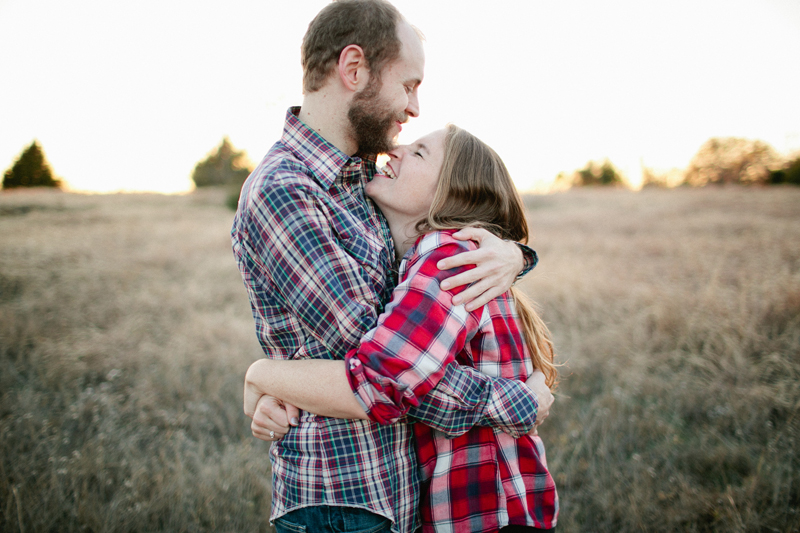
{"left": 250, "top": 395, "right": 293, "bottom": 441}
{"left": 526, "top": 370, "right": 554, "bottom": 425}
{"left": 251, "top": 417, "right": 287, "bottom": 441}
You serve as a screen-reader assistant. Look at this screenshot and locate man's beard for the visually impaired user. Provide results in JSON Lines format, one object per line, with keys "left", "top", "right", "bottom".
{"left": 348, "top": 78, "right": 404, "bottom": 155}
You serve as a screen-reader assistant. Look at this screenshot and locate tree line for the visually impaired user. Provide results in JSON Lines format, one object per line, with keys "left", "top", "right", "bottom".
{"left": 4, "top": 135, "right": 799, "bottom": 194}
{"left": 557, "top": 136, "right": 800, "bottom": 189}
{"left": 189, "top": 137, "right": 252, "bottom": 209}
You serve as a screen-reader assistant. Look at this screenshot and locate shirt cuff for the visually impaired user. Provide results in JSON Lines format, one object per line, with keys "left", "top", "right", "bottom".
{"left": 513, "top": 242, "right": 538, "bottom": 284}
{"left": 480, "top": 377, "right": 538, "bottom": 438}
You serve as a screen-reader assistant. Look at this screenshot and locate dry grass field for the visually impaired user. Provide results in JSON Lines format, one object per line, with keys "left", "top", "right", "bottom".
{"left": 1, "top": 187, "right": 798, "bottom": 532}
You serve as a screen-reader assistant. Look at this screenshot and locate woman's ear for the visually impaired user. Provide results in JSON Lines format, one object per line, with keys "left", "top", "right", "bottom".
{"left": 338, "top": 44, "right": 370, "bottom": 91}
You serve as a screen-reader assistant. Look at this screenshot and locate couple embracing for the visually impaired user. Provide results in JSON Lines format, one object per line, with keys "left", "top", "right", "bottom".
{"left": 232, "top": 1, "right": 558, "bottom": 532}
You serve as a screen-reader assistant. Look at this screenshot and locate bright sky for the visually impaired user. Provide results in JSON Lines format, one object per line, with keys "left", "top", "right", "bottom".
{"left": 1, "top": 0, "right": 799, "bottom": 193}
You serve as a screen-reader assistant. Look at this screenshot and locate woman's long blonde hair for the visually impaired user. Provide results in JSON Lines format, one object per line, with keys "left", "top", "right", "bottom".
{"left": 415, "top": 125, "right": 558, "bottom": 388}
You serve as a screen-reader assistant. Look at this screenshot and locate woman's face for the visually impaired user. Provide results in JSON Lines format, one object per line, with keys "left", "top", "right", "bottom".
{"left": 366, "top": 128, "right": 446, "bottom": 222}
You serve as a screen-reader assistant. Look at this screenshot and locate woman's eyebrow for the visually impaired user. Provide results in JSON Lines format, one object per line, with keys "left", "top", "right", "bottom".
{"left": 416, "top": 142, "right": 428, "bottom": 154}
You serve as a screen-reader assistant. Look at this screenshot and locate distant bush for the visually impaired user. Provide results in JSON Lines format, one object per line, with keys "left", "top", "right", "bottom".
{"left": 640, "top": 167, "right": 685, "bottom": 189}
{"left": 769, "top": 154, "right": 800, "bottom": 185}
{"left": 192, "top": 137, "right": 252, "bottom": 188}
{"left": 191, "top": 137, "right": 253, "bottom": 211}
{"left": 557, "top": 160, "right": 625, "bottom": 188}
{"left": 684, "top": 137, "right": 780, "bottom": 186}
{"left": 3, "top": 141, "right": 61, "bottom": 189}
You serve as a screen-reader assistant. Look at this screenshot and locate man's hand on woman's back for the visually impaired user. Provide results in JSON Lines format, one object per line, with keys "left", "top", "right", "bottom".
{"left": 437, "top": 227, "right": 524, "bottom": 312}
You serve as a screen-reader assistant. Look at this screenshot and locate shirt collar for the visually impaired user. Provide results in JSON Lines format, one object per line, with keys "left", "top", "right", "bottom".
{"left": 281, "top": 106, "right": 356, "bottom": 190}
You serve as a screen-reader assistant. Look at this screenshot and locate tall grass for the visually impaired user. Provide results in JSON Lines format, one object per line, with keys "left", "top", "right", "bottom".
{"left": 1, "top": 187, "right": 798, "bottom": 532}
{"left": 524, "top": 187, "right": 800, "bottom": 532}
{"left": 0, "top": 190, "right": 272, "bottom": 532}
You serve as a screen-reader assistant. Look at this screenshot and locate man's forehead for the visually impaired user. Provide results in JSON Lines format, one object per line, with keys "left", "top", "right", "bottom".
{"left": 396, "top": 21, "right": 425, "bottom": 80}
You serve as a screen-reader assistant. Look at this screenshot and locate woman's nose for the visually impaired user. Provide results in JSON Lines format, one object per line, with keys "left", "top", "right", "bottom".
{"left": 387, "top": 149, "right": 404, "bottom": 161}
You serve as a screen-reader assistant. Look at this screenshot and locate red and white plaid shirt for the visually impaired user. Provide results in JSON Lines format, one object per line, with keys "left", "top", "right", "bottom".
{"left": 346, "top": 231, "right": 559, "bottom": 532}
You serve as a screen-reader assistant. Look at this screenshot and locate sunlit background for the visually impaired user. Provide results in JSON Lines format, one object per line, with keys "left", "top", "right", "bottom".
{"left": 1, "top": 0, "right": 799, "bottom": 194}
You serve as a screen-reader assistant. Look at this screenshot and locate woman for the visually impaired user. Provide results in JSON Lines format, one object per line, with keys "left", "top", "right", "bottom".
{"left": 246, "top": 125, "right": 558, "bottom": 532}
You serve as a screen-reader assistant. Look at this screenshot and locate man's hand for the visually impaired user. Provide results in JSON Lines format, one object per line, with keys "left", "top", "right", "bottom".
{"left": 244, "top": 359, "right": 300, "bottom": 442}
{"left": 437, "top": 227, "right": 523, "bottom": 312}
{"left": 525, "top": 370, "right": 554, "bottom": 436}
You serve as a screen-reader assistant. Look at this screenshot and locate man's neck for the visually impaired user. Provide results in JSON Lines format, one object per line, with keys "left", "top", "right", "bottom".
{"left": 298, "top": 90, "right": 358, "bottom": 156}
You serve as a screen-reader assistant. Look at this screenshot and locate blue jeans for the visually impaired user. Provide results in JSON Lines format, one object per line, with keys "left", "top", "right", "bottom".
{"left": 274, "top": 506, "right": 393, "bottom": 533}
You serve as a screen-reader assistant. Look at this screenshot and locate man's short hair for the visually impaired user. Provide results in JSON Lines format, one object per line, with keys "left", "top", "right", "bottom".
{"left": 301, "top": 0, "right": 403, "bottom": 93}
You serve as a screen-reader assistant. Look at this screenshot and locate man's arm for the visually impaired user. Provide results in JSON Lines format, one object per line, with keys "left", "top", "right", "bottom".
{"left": 408, "top": 364, "right": 536, "bottom": 438}
{"left": 245, "top": 358, "right": 367, "bottom": 421}
{"left": 408, "top": 364, "right": 554, "bottom": 438}
{"left": 244, "top": 358, "right": 554, "bottom": 440}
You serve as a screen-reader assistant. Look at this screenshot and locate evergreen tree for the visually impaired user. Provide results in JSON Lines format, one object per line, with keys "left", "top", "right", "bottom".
{"left": 191, "top": 137, "right": 252, "bottom": 188}
{"left": 3, "top": 141, "right": 61, "bottom": 189}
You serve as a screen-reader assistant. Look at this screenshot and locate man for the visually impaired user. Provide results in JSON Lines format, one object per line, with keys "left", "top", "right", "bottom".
{"left": 232, "top": 1, "right": 553, "bottom": 532}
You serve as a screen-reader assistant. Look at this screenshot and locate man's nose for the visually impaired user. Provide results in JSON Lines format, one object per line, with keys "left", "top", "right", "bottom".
{"left": 406, "top": 91, "right": 419, "bottom": 118}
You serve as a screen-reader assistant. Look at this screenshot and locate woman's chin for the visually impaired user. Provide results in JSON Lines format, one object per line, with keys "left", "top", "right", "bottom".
{"left": 365, "top": 182, "right": 388, "bottom": 206}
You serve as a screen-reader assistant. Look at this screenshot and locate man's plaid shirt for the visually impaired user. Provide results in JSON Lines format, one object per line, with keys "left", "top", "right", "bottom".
{"left": 346, "top": 231, "right": 559, "bottom": 532}
{"left": 231, "top": 108, "right": 541, "bottom": 533}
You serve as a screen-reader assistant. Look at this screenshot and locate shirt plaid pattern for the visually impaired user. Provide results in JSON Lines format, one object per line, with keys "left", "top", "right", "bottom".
{"left": 346, "top": 231, "right": 559, "bottom": 532}
{"left": 231, "top": 108, "right": 541, "bottom": 533}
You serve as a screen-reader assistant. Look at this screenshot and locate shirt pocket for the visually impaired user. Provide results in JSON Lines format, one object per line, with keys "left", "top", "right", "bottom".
{"left": 332, "top": 217, "right": 388, "bottom": 293}
{"left": 337, "top": 227, "right": 378, "bottom": 267}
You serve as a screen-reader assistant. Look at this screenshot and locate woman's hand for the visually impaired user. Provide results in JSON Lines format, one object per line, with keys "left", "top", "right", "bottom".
{"left": 437, "top": 227, "right": 524, "bottom": 311}
{"left": 250, "top": 394, "right": 300, "bottom": 442}
{"left": 244, "top": 359, "right": 300, "bottom": 442}
{"left": 525, "top": 370, "right": 554, "bottom": 436}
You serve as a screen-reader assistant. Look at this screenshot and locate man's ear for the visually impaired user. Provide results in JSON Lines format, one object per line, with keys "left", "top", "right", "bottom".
{"left": 338, "top": 44, "right": 369, "bottom": 91}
